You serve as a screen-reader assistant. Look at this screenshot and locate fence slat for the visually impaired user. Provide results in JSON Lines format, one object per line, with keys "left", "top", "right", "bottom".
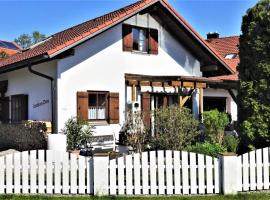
{"left": 190, "top": 152, "right": 197, "bottom": 194}
{"left": 242, "top": 153, "right": 249, "bottom": 191}
{"left": 118, "top": 156, "right": 125, "bottom": 195}
{"left": 6, "top": 154, "right": 13, "bottom": 194}
{"left": 256, "top": 149, "right": 263, "bottom": 190}
{"left": 133, "top": 153, "right": 141, "bottom": 195}
{"left": 62, "top": 152, "right": 69, "bottom": 194}
{"left": 30, "top": 151, "right": 37, "bottom": 194}
{"left": 126, "top": 155, "right": 133, "bottom": 195}
{"left": 109, "top": 158, "right": 116, "bottom": 195}
{"left": 206, "top": 156, "right": 213, "bottom": 194}
{"left": 142, "top": 152, "right": 149, "bottom": 195}
{"left": 214, "top": 158, "right": 219, "bottom": 193}
{"left": 78, "top": 156, "right": 86, "bottom": 194}
{"left": 173, "top": 151, "right": 181, "bottom": 194}
{"left": 249, "top": 151, "right": 256, "bottom": 190}
{"left": 54, "top": 152, "right": 61, "bottom": 194}
{"left": 46, "top": 151, "right": 53, "bottom": 194}
{"left": 182, "top": 151, "right": 189, "bottom": 194}
{"left": 0, "top": 156, "right": 4, "bottom": 194}
{"left": 150, "top": 151, "right": 156, "bottom": 195}
{"left": 198, "top": 154, "right": 205, "bottom": 194}
{"left": 263, "top": 147, "right": 269, "bottom": 189}
{"left": 166, "top": 150, "right": 173, "bottom": 194}
{"left": 70, "top": 154, "right": 77, "bottom": 194}
{"left": 14, "top": 153, "right": 21, "bottom": 194}
{"left": 157, "top": 151, "right": 165, "bottom": 195}
{"left": 38, "top": 151, "right": 45, "bottom": 194}
{"left": 22, "top": 151, "right": 29, "bottom": 194}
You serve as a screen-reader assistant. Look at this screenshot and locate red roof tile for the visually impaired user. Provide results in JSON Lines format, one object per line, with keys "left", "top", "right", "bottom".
{"left": 206, "top": 36, "right": 239, "bottom": 72}
{"left": 0, "top": 0, "right": 234, "bottom": 75}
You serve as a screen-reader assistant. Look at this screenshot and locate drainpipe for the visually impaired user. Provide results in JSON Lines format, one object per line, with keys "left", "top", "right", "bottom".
{"left": 28, "top": 64, "right": 55, "bottom": 133}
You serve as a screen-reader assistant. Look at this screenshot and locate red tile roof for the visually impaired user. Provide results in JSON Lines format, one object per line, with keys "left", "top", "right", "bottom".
{"left": 209, "top": 73, "right": 239, "bottom": 81}
{"left": 206, "top": 36, "right": 239, "bottom": 73}
{"left": 0, "top": 0, "right": 234, "bottom": 75}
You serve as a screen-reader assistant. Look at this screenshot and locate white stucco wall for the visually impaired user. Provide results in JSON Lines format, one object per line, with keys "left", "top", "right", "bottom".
{"left": 0, "top": 61, "right": 57, "bottom": 121}
{"left": 204, "top": 88, "right": 238, "bottom": 121}
{"left": 56, "top": 13, "right": 202, "bottom": 135}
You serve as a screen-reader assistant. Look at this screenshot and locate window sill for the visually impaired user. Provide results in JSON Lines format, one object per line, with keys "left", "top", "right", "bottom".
{"left": 88, "top": 120, "right": 109, "bottom": 126}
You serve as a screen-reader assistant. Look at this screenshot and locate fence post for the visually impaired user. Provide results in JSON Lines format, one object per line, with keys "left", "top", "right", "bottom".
{"left": 219, "top": 153, "right": 240, "bottom": 195}
{"left": 93, "top": 153, "right": 109, "bottom": 196}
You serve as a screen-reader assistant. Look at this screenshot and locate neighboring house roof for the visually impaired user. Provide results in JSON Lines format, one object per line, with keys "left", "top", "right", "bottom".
{"left": 0, "top": 40, "right": 21, "bottom": 56}
{"left": 206, "top": 36, "right": 240, "bottom": 81}
{"left": 0, "top": 0, "right": 234, "bottom": 75}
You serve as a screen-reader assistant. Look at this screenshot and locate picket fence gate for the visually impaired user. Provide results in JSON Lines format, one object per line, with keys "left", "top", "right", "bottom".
{"left": 0, "top": 150, "right": 93, "bottom": 194}
{"left": 108, "top": 150, "right": 220, "bottom": 195}
{"left": 237, "top": 147, "right": 270, "bottom": 192}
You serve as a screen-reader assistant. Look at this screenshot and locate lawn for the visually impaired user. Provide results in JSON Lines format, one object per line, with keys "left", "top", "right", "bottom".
{"left": 1, "top": 193, "right": 270, "bottom": 200}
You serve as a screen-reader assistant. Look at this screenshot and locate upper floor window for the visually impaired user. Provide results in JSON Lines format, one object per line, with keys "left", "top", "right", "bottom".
{"left": 225, "top": 53, "right": 237, "bottom": 59}
{"left": 132, "top": 27, "right": 148, "bottom": 52}
{"left": 123, "top": 24, "right": 158, "bottom": 55}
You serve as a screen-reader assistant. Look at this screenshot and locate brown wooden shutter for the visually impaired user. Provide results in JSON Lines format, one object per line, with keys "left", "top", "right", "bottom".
{"left": 77, "top": 92, "right": 88, "bottom": 120}
{"left": 109, "top": 93, "right": 119, "bottom": 124}
{"left": 122, "top": 24, "right": 133, "bottom": 52}
{"left": 0, "top": 97, "right": 9, "bottom": 123}
{"left": 149, "top": 29, "right": 158, "bottom": 55}
{"left": 141, "top": 92, "right": 151, "bottom": 128}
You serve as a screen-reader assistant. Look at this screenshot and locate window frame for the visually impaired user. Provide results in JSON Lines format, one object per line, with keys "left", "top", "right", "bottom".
{"left": 87, "top": 90, "right": 109, "bottom": 121}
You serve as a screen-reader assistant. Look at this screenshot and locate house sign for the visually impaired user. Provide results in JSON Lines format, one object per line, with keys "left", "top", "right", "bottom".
{"left": 33, "top": 99, "right": 49, "bottom": 108}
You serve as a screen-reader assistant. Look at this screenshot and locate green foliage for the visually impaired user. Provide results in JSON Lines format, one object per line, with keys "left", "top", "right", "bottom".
{"left": 238, "top": 0, "right": 270, "bottom": 150}
{"left": 0, "top": 122, "right": 47, "bottom": 151}
{"left": 150, "top": 106, "right": 199, "bottom": 151}
{"left": 62, "top": 117, "right": 94, "bottom": 150}
{"left": 223, "top": 135, "right": 239, "bottom": 153}
{"left": 14, "top": 31, "right": 46, "bottom": 49}
{"left": 186, "top": 142, "right": 227, "bottom": 157}
{"left": 0, "top": 51, "right": 9, "bottom": 60}
{"left": 203, "top": 110, "right": 229, "bottom": 144}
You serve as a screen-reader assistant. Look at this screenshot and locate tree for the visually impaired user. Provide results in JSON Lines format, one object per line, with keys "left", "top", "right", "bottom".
{"left": 0, "top": 51, "right": 9, "bottom": 59}
{"left": 238, "top": 0, "right": 270, "bottom": 150}
{"left": 14, "top": 31, "right": 46, "bottom": 49}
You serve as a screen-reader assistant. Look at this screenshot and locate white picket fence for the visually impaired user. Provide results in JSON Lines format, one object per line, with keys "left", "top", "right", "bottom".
{"left": 238, "top": 147, "right": 270, "bottom": 192}
{"left": 0, "top": 150, "right": 93, "bottom": 194}
{"left": 108, "top": 150, "right": 220, "bottom": 195}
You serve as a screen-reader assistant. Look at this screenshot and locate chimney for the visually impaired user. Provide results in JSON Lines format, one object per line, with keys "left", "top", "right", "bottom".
{"left": 207, "top": 32, "right": 219, "bottom": 39}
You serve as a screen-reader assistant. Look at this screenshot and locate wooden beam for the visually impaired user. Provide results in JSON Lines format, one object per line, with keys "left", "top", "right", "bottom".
{"left": 196, "top": 82, "right": 207, "bottom": 88}
{"left": 140, "top": 81, "right": 150, "bottom": 86}
{"left": 127, "top": 80, "right": 138, "bottom": 86}
{"left": 132, "top": 84, "right": 136, "bottom": 102}
{"left": 151, "top": 82, "right": 162, "bottom": 87}
{"left": 169, "top": 81, "right": 181, "bottom": 87}
{"left": 180, "top": 96, "right": 190, "bottom": 107}
{"left": 183, "top": 81, "right": 194, "bottom": 88}
{"left": 201, "top": 65, "right": 218, "bottom": 72}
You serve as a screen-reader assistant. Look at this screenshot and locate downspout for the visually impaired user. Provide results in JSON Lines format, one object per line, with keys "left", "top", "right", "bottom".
{"left": 28, "top": 64, "right": 55, "bottom": 133}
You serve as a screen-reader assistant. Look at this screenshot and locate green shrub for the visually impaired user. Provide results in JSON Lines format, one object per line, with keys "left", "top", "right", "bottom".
{"left": 186, "top": 142, "right": 227, "bottom": 157}
{"left": 223, "top": 135, "right": 239, "bottom": 153}
{"left": 150, "top": 106, "right": 199, "bottom": 151}
{"left": 203, "top": 110, "right": 230, "bottom": 144}
{"left": 62, "top": 117, "right": 94, "bottom": 150}
{"left": 0, "top": 121, "right": 47, "bottom": 151}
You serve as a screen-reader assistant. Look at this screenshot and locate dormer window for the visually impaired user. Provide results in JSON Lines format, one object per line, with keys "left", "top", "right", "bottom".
{"left": 225, "top": 53, "right": 237, "bottom": 59}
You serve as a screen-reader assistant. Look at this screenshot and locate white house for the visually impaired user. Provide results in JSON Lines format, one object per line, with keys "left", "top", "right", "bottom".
{"left": 0, "top": 0, "right": 238, "bottom": 144}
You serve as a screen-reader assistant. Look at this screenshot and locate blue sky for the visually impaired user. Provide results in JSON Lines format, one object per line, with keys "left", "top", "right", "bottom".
{"left": 1, "top": 0, "right": 257, "bottom": 42}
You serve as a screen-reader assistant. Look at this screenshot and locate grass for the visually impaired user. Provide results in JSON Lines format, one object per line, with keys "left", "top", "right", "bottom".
{"left": 1, "top": 193, "right": 270, "bottom": 200}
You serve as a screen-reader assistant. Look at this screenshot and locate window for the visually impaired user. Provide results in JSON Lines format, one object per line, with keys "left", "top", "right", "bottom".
{"left": 122, "top": 24, "right": 158, "bottom": 54}
{"left": 88, "top": 92, "right": 108, "bottom": 120}
{"left": 132, "top": 27, "right": 148, "bottom": 52}
{"left": 225, "top": 53, "right": 237, "bottom": 59}
{"left": 11, "top": 94, "right": 28, "bottom": 123}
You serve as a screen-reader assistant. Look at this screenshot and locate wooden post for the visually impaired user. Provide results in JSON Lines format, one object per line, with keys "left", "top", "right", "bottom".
{"left": 179, "top": 96, "right": 182, "bottom": 108}
{"left": 132, "top": 84, "right": 136, "bottom": 102}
